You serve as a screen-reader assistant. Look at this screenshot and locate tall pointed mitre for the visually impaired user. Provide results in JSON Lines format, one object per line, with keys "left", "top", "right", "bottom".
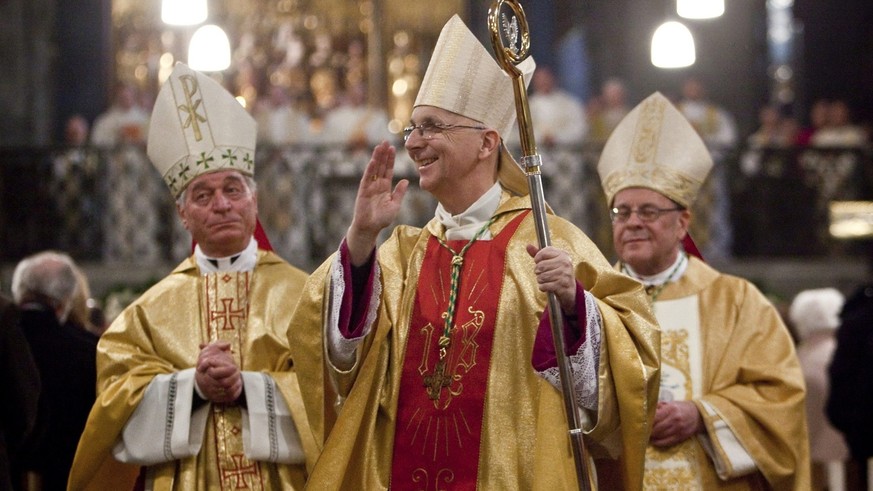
{"left": 414, "top": 14, "right": 535, "bottom": 196}
{"left": 147, "top": 63, "right": 256, "bottom": 197}
{"left": 597, "top": 91, "right": 713, "bottom": 207}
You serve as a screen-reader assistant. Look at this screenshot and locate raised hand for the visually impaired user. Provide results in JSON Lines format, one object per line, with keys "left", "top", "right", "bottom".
{"left": 527, "top": 244, "right": 577, "bottom": 314}
{"left": 195, "top": 341, "right": 243, "bottom": 404}
{"left": 346, "top": 141, "right": 409, "bottom": 265}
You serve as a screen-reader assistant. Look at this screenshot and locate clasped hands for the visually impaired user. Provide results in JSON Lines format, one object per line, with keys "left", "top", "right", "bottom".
{"left": 195, "top": 341, "right": 243, "bottom": 405}
{"left": 650, "top": 400, "right": 704, "bottom": 447}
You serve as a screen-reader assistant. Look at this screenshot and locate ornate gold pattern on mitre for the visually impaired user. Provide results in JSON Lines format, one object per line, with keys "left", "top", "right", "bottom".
{"left": 632, "top": 95, "right": 665, "bottom": 164}
{"left": 148, "top": 63, "right": 257, "bottom": 197}
{"left": 201, "top": 272, "right": 266, "bottom": 490}
{"left": 414, "top": 15, "right": 535, "bottom": 196}
{"left": 596, "top": 92, "right": 713, "bottom": 208}
{"left": 415, "top": 15, "right": 532, "bottom": 137}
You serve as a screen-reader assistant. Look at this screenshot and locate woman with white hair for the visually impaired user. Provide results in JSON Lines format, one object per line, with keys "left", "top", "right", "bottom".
{"left": 790, "top": 288, "right": 849, "bottom": 491}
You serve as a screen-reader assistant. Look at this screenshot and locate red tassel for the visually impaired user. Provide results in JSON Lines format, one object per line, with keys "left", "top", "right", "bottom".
{"left": 682, "top": 234, "right": 704, "bottom": 261}
{"left": 253, "top": 218, "right": 273, "bottom": 251}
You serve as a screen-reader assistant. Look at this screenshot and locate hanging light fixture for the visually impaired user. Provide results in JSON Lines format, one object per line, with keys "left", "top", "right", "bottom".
{"left": 161, "top": 0, "right": 208, "bottom": 26}
{"left": 188, "top": 25, "right": 231, "bottom": 72}
{"left": 651, "top": 21, "right": 696, "bottom": 68}
{"left": 677, "top": 0, "right": 724, "bottom": 19}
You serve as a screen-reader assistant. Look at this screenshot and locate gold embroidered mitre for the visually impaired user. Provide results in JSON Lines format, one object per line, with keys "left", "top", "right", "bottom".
{"left": 415, "top": 14, "right": 535, "bottom": 196}
{"left": 596, "top": 92, "right": 713, "bottom": 207}
{"left": 147, "top": 63, "right": 256, "bottom": 197}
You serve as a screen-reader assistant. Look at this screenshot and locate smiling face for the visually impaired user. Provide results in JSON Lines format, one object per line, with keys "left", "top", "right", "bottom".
{"left": 404, "top": 105, "right": 500, "bottom": 214}
{"left": 611, "top": 187, "right": 690, "bottom": 276}
{"left": 177, "top": 170, "right": 258, "bottom": 258}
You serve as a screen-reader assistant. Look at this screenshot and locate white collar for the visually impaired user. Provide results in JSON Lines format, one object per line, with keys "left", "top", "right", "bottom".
{"left": 194, "top": 237, "right": 258, "bottom": 275}
{"left": 622, "top": 251, "right": 688, "bottom": 287}
{"left": 435, "top": 182, "right": 502, "bottom": 241}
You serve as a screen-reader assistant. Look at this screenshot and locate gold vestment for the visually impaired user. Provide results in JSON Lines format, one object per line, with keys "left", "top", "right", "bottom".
{"left": 291, "top": 192, "right": 660, "bottom": 490}
{"left": 642, "top": 256, "right": 810, "bottom": 490}
{"left": 69, "top": 251, "right": 317, "bottom": 490}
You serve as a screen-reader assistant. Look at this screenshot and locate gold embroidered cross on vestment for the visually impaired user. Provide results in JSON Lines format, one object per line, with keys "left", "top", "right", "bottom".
{"left": 423, "top": 217, "right": 495, "bottom": 401}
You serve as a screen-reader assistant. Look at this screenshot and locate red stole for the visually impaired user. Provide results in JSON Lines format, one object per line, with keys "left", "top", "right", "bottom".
{"left": 391, "top": 213, "right": 526, "bottom": 490}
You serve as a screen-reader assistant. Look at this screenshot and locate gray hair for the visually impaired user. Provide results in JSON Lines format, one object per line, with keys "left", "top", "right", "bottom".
{"left": 11, "top": 250, "right": 80, "bottom": 322}
{"left": 789, "top": 288, "right": 845, "bottom": 340}
{"left": 176, "top": 173, "right": 257, "bottom": 208}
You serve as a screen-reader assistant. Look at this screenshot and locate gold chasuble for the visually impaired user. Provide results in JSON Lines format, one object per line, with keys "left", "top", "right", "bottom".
{"left": 290, "top": 192, "right": 660, "bottom": 490}
{"left": 69, "top": 251, "right": 317, "bottom": 491}
{"left": 640, "top": 257, "right": 810, "bottom": 490}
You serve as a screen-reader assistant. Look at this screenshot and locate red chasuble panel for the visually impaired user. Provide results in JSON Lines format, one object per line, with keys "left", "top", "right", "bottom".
{"left": 391, "top": 213, "right": 526, "bottom": 490}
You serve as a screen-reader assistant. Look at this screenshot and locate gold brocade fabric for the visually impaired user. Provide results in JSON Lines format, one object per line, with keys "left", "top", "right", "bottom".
{"left": 201, "top": 272, "right": 263, "bottom": 489}
{"left": 639, "top": 257, "right": 811, "bottom": 491}
{"left": 68, "top": 251, "right": 316, "bottom": 491}
{"left": 290, "top": 191, "right": 661, "bottom": 490}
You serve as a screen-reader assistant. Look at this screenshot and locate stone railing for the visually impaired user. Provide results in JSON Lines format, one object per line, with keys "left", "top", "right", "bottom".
{"left": 1, "top": 144, "right": 611, "bottom": 272}
{"left": 1, "top": 143, "right": 871, "bottom": 274}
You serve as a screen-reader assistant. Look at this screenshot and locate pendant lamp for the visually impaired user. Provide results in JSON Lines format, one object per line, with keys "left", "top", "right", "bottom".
{"left": 188, "top": 25, "right": 231, "bottom": 72}
{"left": 161, "top": 0, "right": 208, "bottom": 26}
{"left": 677, "top": 0, "right": 724, "bottom": 19}
{"left": 651, "top": 21, "right": 696, "bottom": 68}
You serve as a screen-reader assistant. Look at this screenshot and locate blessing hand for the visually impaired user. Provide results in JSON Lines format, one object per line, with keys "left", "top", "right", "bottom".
{"left": 347, "top": 141, "right": 409, "bottom": 266}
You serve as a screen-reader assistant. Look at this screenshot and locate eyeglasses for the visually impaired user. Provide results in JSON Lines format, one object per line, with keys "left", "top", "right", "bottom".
{"left": 402, "top": 122, "right": 487, "bottom": 142}
{"left": 610, "top": 205, "right": 684, "bottom": 223}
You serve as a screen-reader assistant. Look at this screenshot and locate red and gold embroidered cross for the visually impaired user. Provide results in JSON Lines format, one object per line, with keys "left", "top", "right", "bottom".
{"left": 210, "top": 298, "right": 246, "bottom": 331}
{"left": 221, "top": 453, "right": 260, "bottom": 489}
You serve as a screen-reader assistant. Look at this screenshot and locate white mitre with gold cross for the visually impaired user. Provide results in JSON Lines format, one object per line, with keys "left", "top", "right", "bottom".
{"left": 147, "top": 62, "right": 256, "bottom": 197}
{"left": 597, "top": 91, "right": 713, "bottom": 208}
{"left": 415, "top": 14, "right": 535, "bottom": 197}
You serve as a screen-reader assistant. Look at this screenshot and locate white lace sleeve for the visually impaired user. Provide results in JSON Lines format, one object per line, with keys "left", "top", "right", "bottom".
{"left": 537, "top": 291, "right": 602, "bottom": 411}
{"left": 325, "top": 250, "right": 382, "bottom": 370}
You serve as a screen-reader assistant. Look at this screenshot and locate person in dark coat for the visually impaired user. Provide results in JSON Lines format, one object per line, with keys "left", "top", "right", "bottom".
{"left": 11, "top": 251, "right": 96, "bottom": 491}
{"left": 0, "top": 293, "right": 41, "bottom": 491}
{"left": 826, "top": 282, "right": 873, "bottom": 488}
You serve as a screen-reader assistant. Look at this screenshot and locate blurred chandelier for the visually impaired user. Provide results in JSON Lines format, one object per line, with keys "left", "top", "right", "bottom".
{"left": 677, "top": 0, "right": 724, "bottom": 19}
{"left": 161, "top": 0, "right": 208, "bottom": 26}
{"left": 651, "top": 21, "right": 696, "bottom": 68}
{"left": 188, "top": 25, "right": 231, "bottom": 72}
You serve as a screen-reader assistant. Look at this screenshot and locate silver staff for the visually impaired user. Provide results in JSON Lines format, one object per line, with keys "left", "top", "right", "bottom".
{"left": 487, "top": 1, "right": 594, "bottom": 489}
